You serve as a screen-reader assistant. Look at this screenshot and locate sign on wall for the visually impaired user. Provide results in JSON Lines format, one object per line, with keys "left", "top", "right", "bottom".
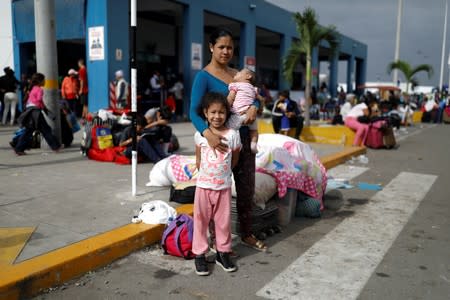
{"left": 191, "top": 43, "right": 202, "bottom": 70}
{"left": 244, "top": 56, "right": 256, "bottom": 71}
{"left": 88, "top": 26, "right": 104, "bottom": 61}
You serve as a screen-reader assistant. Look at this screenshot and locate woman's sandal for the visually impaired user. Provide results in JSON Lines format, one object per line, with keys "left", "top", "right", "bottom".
{"left": 241, "top": 235, "right": 267, "bottom": 252}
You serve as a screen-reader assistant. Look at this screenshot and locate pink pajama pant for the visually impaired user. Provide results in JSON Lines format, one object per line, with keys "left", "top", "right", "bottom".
{"left": 192, "top": 186, "right": 232, "bottom": 255}
{"left": 345, "top": 117, "right": 369, "bottom": 146}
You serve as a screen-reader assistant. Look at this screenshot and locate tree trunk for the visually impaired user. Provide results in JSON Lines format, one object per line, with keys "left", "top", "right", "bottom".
{"left": 304, "top": 54, "right": 312, "bottom": 127}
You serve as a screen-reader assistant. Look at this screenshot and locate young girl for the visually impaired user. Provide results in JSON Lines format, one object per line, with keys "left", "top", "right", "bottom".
{"left": 193, "top": 92, "right": 241, "bottom": 276}
{"left": 226, "top": 68, "right": 259, "bottom": 153}
{"left": 13, "top": 73, "right": 61, "bottom": 155}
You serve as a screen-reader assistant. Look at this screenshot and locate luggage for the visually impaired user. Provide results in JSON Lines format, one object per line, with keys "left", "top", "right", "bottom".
{"left": 161, "top": 214, "right": 195, "bottom": 259}
{"left": 230, "top": 198, "right": 280, "bottom": 241}
{"left": 383, "top": 127, "right": 396, "bottom": 149}
{"left": 365, "top": 120, "right": 396, "bottom": 149}
{"left": 169, "top": 181, "right": 196, "bottom": 204}
{"left": 443, "top": 107, "right": 450, "bottom": 124}
{"left": 365, "top": 120, "right": 386, "bottom": 149}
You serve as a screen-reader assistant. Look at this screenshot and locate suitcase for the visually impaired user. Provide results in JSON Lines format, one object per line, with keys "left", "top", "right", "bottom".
{"left": 365, "top": 120, "right": 385, "bottom": 149}
{"left": 383, "top": 127, "right": 396, "bottom": 149}
{"left": 230, "top": 198, "right": 280, "bottom": 240}
{"left": 443, "top": 108, "right": 450, "bottom": 124}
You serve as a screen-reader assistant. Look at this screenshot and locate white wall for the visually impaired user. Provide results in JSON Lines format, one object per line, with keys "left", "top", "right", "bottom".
{"left": 0, "top": 0, "right": 13, "bottom": 71}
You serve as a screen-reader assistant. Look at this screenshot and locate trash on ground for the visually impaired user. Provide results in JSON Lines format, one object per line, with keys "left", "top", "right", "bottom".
{"left": 357, "top": 182, "right": 382, "bottom": 191}
{"left": 326, "top": 178, "right": 354, "bottom": 191}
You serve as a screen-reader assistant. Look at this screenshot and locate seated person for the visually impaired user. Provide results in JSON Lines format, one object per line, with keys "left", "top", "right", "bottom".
{"left": 144, "top": 106, "right": 173, "bottom": 155}
{"left": 344, "top": 100, "right": 374, "bottom": 146}
{"left": 271, "top": 90, "right": 304, "bottom": 139}
{"left": 119, "top": 115, "right": 167, "bottom": 163}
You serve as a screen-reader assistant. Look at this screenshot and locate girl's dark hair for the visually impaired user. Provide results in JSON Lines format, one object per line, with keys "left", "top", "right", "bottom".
{"left": 209, "top": 27, "right": 233, "bottom": 46}
{"left": 30, "top": 73, "right": 45, "bottom": 89}
{"left": 197, "top": 92, "right": 230, "bottom": 122}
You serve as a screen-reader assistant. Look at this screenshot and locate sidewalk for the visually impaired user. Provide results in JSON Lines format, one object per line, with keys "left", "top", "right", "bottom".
{"left": 0, "top": 121, "right": 365, "bottom": 299}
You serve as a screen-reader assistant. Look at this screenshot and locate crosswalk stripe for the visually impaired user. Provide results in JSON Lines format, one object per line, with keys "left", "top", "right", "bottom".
{"left": 257, "top": 172, "right": 437, "bottom": 300}
{"left": 326, "top": 165, "right": 369, "bottom": 181}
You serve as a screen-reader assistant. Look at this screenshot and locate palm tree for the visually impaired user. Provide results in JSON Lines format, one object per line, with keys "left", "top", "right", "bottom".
{"left": 387, "top": 60, "right": 433, "bottom": 93}
{"left": 283, "top": 7, "right": 340, "bottom": 126}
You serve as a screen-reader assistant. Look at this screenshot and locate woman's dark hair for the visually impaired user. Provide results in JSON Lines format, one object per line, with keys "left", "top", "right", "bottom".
{"left": 30, "top": 73, "right": 45, "bottom": 89}
{"left": 209, "top": 27, "right": 233, "bottom": 46}
{"left": 197, "top": 92, "right": 230, "bottom": 122}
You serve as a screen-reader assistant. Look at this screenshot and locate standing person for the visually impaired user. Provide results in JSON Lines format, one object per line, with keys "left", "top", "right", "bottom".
{"left": 13, "top": 73, "right": 61, "bottom": 155}
{"left": 226, "top": 67, "right": 259, "bottom": 152}
{"left": 150, "top": 70, "right": 163, "bottom": 105}
{"left": 193, "top": 92, "right": 240, "bottom": 276}
{"left": 169, "top": 74, "right": 184, "bottom": 118}
{"left": 114, "top": 70, "right": 129, "bottom": 109}
{"left": 190, "top": 27, "right": 267, "bottom": 252}
{"left": 61, "top": 69, "right": 79, "bottom": 114}
{"left": 1, "top": 67, "right": 20, "bottom": 126}
{"left": 77, "top": 59, "right": 88, "bottom": 120}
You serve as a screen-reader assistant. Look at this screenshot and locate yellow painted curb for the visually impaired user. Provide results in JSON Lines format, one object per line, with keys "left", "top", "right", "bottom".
{"left": 321, "top": 146, "right": 366, "bottom": 170}
{"left": 412, "top": 111, "right": 423, "bottom": 123}
{"left": 0, "top": 144, "right": 365, "bottom": 299}
{"left": 0, "top": 204, "right": 193, "bottom": 300}
{"left": 258, "top": 119, "right": 356, "bottom": 146}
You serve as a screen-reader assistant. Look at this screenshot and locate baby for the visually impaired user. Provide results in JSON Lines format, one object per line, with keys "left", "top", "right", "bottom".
{"left": 227, "top": 68, "right": 259, "bottom": 153}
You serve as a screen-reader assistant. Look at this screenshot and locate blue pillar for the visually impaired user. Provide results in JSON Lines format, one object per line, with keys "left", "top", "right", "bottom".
{"left": 346, "top": 55, "right": 355, "bottom": 93}
{"left": 279, "top": 34, "right": 291, "bottom": 91}
{"left": 183, "top": 2, "right": 203, "bottom": 120}
{"left": 355, "top": 58, "right": 367, "bottom": 95}
{"left": 240, "top": 21, "right": 255, "bottom": 70}
{"left": 311, "top": 47, "right": 319, "bottom": 89}
{"left": 328, "top": 52, "right": 338, "bottom": 98}
{"left": 85, "top": 0, "right": 129, "bottom": 113}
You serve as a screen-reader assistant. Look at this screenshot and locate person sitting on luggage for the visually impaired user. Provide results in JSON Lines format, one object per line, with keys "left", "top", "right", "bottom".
{"left": 271, "top": 90, "right": 304, "bottom": 139}
{"left": 119, "top": 114, "right": 167, "bottom": 163}
{"left": 344, "top": 99, "right": 371, "bottom": 146}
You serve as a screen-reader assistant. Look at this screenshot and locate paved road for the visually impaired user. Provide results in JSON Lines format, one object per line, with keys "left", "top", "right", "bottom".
{"left": 33, "top": 124, "right": 450, "bottom": 300}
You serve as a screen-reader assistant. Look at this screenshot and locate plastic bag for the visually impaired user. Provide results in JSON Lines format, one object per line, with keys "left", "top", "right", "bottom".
{"left": 137, "top": 200, "right": 177, "bottom": 224}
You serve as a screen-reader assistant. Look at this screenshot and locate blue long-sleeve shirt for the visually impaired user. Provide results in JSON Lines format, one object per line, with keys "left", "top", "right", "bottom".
{"left": 190, "top": 70, "right": 259, "bottom": 133}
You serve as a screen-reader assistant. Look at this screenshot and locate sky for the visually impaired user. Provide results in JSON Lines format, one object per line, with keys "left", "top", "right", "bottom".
{"left": 266, "top": 0, "right": 448, "bottom": 87}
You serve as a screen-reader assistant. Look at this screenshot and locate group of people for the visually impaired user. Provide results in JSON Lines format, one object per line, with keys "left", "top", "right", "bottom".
{"left": 146, "top": 70, "right": 184, "bottom": 119}
{"left": 189, "top": 27, "right": 270, "bottom": 276}
{"left": 60, "top": 59, "right": 89, "bottom": 120}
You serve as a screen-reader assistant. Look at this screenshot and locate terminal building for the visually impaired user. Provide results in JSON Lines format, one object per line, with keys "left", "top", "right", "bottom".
{"left": 10, "top": 0, "right": 367, "bottom": 114}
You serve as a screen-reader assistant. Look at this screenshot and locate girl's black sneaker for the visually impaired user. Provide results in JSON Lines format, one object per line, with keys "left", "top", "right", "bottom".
{"left": 215, "top": 252, "right": 237, "bottom": 272}
{"left": 194, "top": 255, "right": 210, "bottom": 276}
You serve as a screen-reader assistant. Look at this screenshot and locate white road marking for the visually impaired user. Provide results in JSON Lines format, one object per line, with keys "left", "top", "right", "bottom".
{"left": 257, "top": 172, "right": 437, "bottom": 300}
{"left": 327, "top": 165, "right": 369, "bottom": 181}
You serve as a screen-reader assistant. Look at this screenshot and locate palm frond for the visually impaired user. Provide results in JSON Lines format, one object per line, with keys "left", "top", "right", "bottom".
{"left": 283, "top": 41, "right": 303, "bottom": 84}
{"left": 411, "top": 64, "right": 434, "bottom": 78}
{"left": 387, "top": 60, "right": 412, "bottom": 77}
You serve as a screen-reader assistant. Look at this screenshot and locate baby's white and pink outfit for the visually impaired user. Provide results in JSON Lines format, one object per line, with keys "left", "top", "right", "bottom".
{"left": 227, "top": 82, "right": 258, "bottom": 130}
{"left": 192, "top": 129, "right": 241, "bottom": 255}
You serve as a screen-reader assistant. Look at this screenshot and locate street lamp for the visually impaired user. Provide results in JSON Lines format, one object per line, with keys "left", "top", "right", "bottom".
{"left": 393, "top": 0, "right": 403, "bottom": 85}
{"left": 439, "top": 0, "right": 448, "bottom": 91}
